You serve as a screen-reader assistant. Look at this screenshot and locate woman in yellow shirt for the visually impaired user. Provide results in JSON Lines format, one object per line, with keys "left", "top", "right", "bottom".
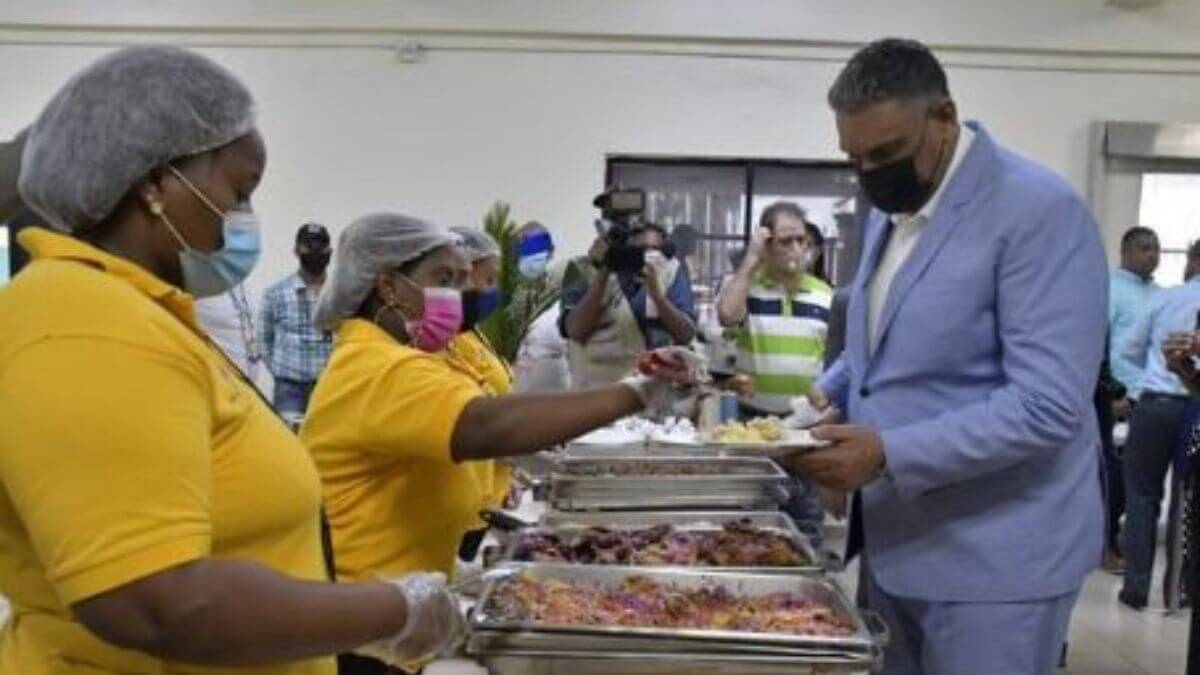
{"left": 0, "top": 46, "right": 460, "bottom": 675}
{"left": 448, "top": 226, "right": 516, "bottom": 515}
{"left": 301, "top": 215, "right": 688, "bottom": 611}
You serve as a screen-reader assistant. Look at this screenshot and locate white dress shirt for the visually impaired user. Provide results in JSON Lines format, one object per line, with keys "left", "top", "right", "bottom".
{"left": 867, "top": 125, "right": 975, "bottom": 352}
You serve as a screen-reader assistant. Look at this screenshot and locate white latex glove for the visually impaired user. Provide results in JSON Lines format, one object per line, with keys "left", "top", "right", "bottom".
{"left": 622, "top": 374, "right": 700, "bottom": 420}
{"left": 652, "top": 346, "right": 710, "bottom": 384}
{"left": 357, "top": 572, "right": 465, "bottom": 670}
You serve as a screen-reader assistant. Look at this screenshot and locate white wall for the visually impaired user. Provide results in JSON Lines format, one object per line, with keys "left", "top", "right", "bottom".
{"left": 2, "top": 1, "right": 1200, "bottom": 296}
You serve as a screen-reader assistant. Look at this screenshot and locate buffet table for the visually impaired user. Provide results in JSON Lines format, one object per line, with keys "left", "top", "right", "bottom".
{"left": 451, "top": 430, "right": 885, "bottom": 675}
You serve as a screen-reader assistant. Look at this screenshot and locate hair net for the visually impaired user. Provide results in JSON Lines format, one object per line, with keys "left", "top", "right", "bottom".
{"left": 450, "top": 226, "right": 501, "bottom": 262}
{"left": 19, "top": 45, "right": 256, "bottom": 233}
{"left": 314, "top": 213, "right": 460, "bottom": 331}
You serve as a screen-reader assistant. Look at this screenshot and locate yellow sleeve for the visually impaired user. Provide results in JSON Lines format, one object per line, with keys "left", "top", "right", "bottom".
{"left": 0, "top": 338, "right": 213, "bottom": 605}
{"left": 360, "top": 352, "right": 483, "bottom": 462}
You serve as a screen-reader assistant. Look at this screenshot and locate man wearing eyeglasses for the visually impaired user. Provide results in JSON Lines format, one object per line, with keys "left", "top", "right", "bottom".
{"left": 717, "top": 201, "right": 833, "bottom": 545}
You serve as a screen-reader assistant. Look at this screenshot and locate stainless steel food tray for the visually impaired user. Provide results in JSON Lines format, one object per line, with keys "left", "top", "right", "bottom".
{"left": 548, "top": 457, "right": 790, "bottom": 512}
{"left": 468, "top": 629, "right": 873, "bottom": 659}
{"left": 553, "top": 456, "right": 784, "bottom": 478}
{"left": 471, "top": 564, "right": 878, "bottom": 656}
{"left": 496, "top": 511, "right": 822, "bottom": 575}
{"left": 471, "top": 650, "right": 879, "bottom": 675}
{"left": 563, "top": 442, "right": 728, "bottom": 459}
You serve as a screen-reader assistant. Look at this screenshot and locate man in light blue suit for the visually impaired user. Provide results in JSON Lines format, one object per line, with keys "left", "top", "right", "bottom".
{"left": 791, "top": 39, "right": 1108, "bottom": 675}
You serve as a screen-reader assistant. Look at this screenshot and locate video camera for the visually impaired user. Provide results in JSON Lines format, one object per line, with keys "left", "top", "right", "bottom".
{"left": 593, "top": 187, "right": 647, "bottom": 273}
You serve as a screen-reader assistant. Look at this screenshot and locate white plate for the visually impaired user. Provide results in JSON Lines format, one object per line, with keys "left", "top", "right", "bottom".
{"left": 698, "top": 429, "right": 829, "bottom": 458}
{"left": 569, "top": 427, "right": 646, "bottom": 446}
{"left": 648, "top": 431, "right": 704, "bottom": 447}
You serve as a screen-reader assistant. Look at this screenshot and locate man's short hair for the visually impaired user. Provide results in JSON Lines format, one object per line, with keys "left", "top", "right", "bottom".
{"left": 758, "top": 201, "right": 807, "bottom": 233}
{"left": 1121, "top": 226, "right": 1158, "bottom": 250}
{"left": 1188, "top": 238, "right": 1200, "bottom": 260}
{"left": 828, "top": 38, "right": 950, "bottom": 114}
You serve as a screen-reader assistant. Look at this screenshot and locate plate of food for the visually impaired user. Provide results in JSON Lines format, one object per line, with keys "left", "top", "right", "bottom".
{"left": 702, "top": 417, "right": 829, "bottom": 457}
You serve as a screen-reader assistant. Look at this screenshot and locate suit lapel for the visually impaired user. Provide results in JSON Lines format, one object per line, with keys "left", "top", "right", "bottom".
{"left": 870, "top": 123, "right": 997, "bottom": 357}
{"left": 851, "top": 215, "right": 891, "bottom": 370}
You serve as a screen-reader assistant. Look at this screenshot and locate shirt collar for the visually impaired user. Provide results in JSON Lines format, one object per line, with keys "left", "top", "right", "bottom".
{"left": 336, "top": 317, "right": 408, "bottom": 346}
{"left": 18, "top": 227, "right": 199, "bottom": 326}
{"left": 755, "top": 268, "right": 818, "bottom": 291}
{"left": 1114, "top": 267, "right": 1155, "bottom": 287}
{"left": 893, "top": 124, "right": 976, "bottom": 229}
{"left": 287, "top": 273, "right": 310, "bottom": 293}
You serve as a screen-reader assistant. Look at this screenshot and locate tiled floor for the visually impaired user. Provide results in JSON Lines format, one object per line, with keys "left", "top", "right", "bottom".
{"left": 0, "top": 556, "right": 1188, "bottom": 674}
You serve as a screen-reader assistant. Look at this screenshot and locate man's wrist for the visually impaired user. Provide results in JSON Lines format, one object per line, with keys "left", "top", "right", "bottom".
{"left": 872, "top": 439, "right": 888, "bottom": 480}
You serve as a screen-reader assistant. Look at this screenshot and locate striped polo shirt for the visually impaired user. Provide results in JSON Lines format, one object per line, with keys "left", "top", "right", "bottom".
{"left": 735, "top": 271, "right": 833, "bottom": 405}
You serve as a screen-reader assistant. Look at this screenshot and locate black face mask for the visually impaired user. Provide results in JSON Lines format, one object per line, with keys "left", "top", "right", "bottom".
{"left": 299, "top": 251, "right": 331, "bottom": 276}
{"left": 857, "top": 124, "right": 942, "bottom": 215}
{"left": 459, "top": 287, "right": 502, "bottom": 332}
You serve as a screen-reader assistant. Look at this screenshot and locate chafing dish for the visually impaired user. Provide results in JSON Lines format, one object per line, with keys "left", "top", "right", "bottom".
{"left": 548, "top": 457, "right": 791, "bottom": 512}
{"left": 468, "top": 565, "right": 886, "bottom": 673}
{"left": 494, "top": 510, "right": 822, "bottom": 575}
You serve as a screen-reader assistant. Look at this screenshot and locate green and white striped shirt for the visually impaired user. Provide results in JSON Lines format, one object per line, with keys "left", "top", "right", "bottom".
{"left": 735, "top": 271, "right": 833, "bottom": 406}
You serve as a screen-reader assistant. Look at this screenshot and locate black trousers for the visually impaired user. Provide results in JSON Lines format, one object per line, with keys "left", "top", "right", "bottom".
{"left": 1122, "top": 393, "right": 1190, "bottom": 603}
{"left": 1096, "top": 389, "right": 1125, "bottom": 551}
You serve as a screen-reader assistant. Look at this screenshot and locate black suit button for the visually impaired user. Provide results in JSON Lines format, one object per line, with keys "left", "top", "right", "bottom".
{"left": 860, "top": 386, "right": 871, "bottom": 398}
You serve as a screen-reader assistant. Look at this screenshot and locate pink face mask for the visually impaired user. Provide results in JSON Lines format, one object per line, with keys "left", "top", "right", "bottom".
{"left": 403, "top": 286, "right": 463, "bottom": 352}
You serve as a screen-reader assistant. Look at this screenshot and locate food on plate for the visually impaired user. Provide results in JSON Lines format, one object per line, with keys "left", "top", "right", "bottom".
{"left": 511, "top": 519, "right": 810, "bottom": 567}
{"left": 488, "top": 573, "right": 853, "bottom": 637}
{"left": 712, "top": 417, "right": 787, "bottom": 443}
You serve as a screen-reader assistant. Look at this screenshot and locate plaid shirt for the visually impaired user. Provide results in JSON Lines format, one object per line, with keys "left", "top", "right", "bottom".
{"left": 258, "top": 273, "right": 332, "bottom": 382}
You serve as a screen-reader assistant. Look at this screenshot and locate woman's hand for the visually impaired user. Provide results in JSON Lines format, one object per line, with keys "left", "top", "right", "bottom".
{"left": 358, "top": 573, "right": 464, "bottom": 669}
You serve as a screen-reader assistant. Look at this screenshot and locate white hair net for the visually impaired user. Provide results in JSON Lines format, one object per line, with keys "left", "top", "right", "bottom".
{"left": 314, "top": 213, "right": 460, "bottom": 331}
{"left": 19, "top": 45, "right": 256, "bottom": 233}
{"left": 450, "top": 226, "right": 501, "bottom": 262}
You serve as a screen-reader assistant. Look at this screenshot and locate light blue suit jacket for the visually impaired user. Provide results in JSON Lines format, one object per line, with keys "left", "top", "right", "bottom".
{"left": 820, "top": 122, "right": 1108, "bottom": 602}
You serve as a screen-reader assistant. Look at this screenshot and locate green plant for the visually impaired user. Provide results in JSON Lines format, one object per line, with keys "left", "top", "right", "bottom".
{"left": 478, "top": 202, "right": 560, "bottom": 362}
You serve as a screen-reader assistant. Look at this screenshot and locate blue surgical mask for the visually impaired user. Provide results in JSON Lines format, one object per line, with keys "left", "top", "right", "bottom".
{"left": 157, "top": 166, "right": 262, "bottom": 298}
{"left": 519, "top": 252, "right": 551, "bottom": 279}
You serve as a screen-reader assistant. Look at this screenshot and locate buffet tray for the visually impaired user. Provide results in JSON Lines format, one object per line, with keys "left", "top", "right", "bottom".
{"left": 496, "top": 510, "right": 822, "bottom": 575}
{"left": 549, "top": 457, "right": 790, "bottom": 512}
{"left": 471, "top": 564, "right": 879, "bottom": 656}
{"left": 552, "top": 457, "right": 786, "bottom": 478}
{"left": 471, "top": 649, "right": 879, "bottom": 675}
{"left": 562, "top": 443, "right": 726, "bottom": 459}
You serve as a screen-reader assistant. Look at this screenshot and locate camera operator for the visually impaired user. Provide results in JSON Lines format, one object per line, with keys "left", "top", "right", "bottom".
{"left": 560, "top": 207, "right": 696, "bottom": 388}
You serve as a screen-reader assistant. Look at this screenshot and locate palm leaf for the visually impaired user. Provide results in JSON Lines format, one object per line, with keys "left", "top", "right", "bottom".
{"left": 478, "top": 202, "right": 561, "bottom": 362}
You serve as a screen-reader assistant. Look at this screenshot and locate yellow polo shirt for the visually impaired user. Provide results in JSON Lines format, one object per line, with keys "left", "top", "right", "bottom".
{"left": 0, "top": 229, "right": 333, "bottom": 675}
{"left": 445, "top": 331, "right": 514, "bottom": 510}
{"left": 301, "top": 320, "right": 488, "bottom": 581}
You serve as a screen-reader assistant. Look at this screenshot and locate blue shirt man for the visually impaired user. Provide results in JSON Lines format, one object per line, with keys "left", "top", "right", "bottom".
{"left": 1117, "top": 241, "right": 1200, "bottom": 610}
{"left": 1110, "top": 226, "right": 1162, "bottom": 396}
